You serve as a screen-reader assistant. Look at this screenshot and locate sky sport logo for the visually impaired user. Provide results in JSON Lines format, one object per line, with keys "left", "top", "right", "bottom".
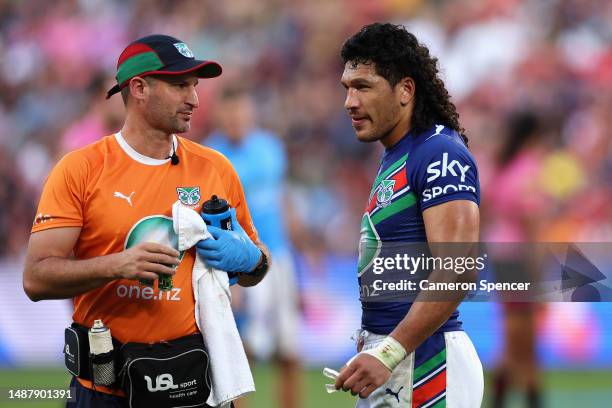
{"left": 424, "top": 152, "right": 475, "bottom": 202}
{"left": 423, "top": 184, "right": 476, "bottom": 202}
{"left": 426, "top": 152, "right": 471, "bottom": 183}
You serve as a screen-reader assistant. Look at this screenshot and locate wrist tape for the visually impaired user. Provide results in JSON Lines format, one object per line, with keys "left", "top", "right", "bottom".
{"left": 362, "top": 336, "right": 407, "bottom": 371}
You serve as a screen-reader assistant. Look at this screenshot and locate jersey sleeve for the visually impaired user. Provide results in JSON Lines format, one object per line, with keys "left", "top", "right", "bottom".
{"left": 408, "top": 134, "right": 480, "bottom": 211}
{"left": 31, "top": 153, "right": 87, "bottom": 233}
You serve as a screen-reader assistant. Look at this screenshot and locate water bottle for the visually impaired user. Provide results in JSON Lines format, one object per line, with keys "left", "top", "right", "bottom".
{"left": 201, "top": 195, "right": 232, "bottom": 230}
{"left": 201, "top": 195, "right": 237, "bottom": 282}
{"left": 88, "top": 319, "right": 115, "bottom": 386}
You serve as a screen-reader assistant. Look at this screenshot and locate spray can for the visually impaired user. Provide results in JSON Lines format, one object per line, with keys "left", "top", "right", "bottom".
{"left": 88, "top": 319, "right": 115, "bottom": 386}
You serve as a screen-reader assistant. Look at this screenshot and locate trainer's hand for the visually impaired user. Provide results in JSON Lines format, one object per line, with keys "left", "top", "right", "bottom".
{"left": 196, "top": 209, "right": 261, "bottom": 273}
{"left": 112, "top": 242, "right": 180, "bottom": 282}
{"left": 335, "top": 354, "right": 391, "bottom": 399}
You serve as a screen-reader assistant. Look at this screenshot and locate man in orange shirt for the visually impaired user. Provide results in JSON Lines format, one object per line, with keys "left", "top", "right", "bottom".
{"left": 23, "top": 34, "right": 269, "bottom": 408}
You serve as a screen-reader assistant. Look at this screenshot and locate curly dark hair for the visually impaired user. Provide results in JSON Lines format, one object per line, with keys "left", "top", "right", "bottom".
{"left": 341, "top": 23, "right": 468, "bottom": 146}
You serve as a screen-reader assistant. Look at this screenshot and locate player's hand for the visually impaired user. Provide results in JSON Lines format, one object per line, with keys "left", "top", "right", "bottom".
{"left": 195, "top": 209, "right": 262, "bottom": 273}
{"left": 335, "top": 353, "right": 391, "bottom": 398}
{"left": 113, "top": 242, "right": 180, "bottom": 281}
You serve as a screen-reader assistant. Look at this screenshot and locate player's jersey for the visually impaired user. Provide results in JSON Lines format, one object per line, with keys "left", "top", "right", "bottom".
{"left": 358, "top": 125, "right": 480, "bottom": 334}
{"left": 206, "top": 129, "right": 289, "bottom": 254}
{"left": 32, "top": 133, "right": 259, "bottom": 344}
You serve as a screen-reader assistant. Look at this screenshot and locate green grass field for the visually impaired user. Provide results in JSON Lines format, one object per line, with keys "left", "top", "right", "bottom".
{"left": 0, "top": 366, "right": 610, "bottom": 407}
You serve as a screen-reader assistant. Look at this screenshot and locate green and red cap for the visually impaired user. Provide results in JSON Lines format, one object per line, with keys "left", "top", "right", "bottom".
{"left": 106, "top": 34, "right": 222, "bottom": 99}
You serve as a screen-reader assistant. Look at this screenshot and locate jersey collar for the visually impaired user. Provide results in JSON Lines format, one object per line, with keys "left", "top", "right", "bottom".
{"left": 115, "top": 132, "right": 177, "bottom": 166}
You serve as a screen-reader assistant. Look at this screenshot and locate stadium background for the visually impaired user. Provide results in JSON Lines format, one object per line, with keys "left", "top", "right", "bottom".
{"left": 0, "top": 0, "right": 611, "bottom": 407}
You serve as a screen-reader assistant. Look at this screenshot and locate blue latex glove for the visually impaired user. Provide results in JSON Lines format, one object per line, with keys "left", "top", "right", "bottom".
{"left": 196, "top": 209, "right": 262, "bottom": 277}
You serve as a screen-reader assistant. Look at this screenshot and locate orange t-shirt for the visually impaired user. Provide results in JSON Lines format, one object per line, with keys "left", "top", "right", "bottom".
{"left": 32, "top": 133, "right": 259, "bottom": 394}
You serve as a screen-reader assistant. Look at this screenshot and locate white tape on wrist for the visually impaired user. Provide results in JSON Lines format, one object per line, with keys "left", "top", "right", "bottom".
{"left": 361, "top": 336, "right": 407, "bottom": 371}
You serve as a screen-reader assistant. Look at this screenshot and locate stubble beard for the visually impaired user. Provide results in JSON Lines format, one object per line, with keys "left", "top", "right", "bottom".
{"left": 354, "top": 117, "right": 382, "bottom": 143}
{"left": 373, "top": 103, "right": 401, "bottom": 145}
{"left": 356, "top": 117, "right": 395, "bottom": 144}
{"left": 355, "top": 98, "right": 401, "bottom": 143}
{"left": 170, "top": 116, "right": 190, "bottom": 134}
{"left": 356, "top": 127, "right": 382, "bottom": 143}
{"left": 148, "top": 110, "right": 189, "bottom": 135}
{"left": 146, "top": 98, "right": 190, "bottom": 134}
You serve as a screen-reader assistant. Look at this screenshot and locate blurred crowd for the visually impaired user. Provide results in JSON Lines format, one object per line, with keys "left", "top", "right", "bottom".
{"left": 0, "top": 0, "right": 611, "bottom": 259}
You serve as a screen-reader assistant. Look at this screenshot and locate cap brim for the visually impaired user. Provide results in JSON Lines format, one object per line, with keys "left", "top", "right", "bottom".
{"left": 154, "top": 59, "right": 223, "bottom": 78}
{"left": 106, "top": 59, "right": 222, "bottom": 99}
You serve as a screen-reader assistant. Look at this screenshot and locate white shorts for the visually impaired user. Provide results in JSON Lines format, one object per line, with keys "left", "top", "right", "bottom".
{"left": 355, "top": 330, "right": 483, "bottom": 408}
{"left": 242, "top": 251, "right": 299, "bottom": 360}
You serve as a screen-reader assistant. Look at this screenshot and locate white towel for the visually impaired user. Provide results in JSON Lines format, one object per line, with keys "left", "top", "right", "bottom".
{"left": 172, "top": 201, "right": 255, "bottom": 407}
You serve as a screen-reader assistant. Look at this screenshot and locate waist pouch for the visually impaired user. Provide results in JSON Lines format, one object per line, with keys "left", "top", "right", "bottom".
{"left": 65, "top": 324, "right": 211, "bottom": 408}
{"left": 119, "top": 334, "right": 211, "bottom": 408}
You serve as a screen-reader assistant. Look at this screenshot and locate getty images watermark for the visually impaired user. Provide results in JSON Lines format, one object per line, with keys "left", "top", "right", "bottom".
{"left": 371, "top": 253, "right": 487, "bottom": 274}
{"left": 370, "top": 253, "right": 530, "bottom": 293}
{"left": 358, "top": 243, "right": 612, "bottom": 302}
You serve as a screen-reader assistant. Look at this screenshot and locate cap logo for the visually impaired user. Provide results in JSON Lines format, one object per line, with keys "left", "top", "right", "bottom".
{"left": 174, "top": 43, "right": 194, "bottom": 58}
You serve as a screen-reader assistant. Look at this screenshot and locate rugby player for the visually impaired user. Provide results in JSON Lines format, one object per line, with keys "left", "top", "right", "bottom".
{"left": 335, "top": 23, "right": 484, "bottom": 407}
